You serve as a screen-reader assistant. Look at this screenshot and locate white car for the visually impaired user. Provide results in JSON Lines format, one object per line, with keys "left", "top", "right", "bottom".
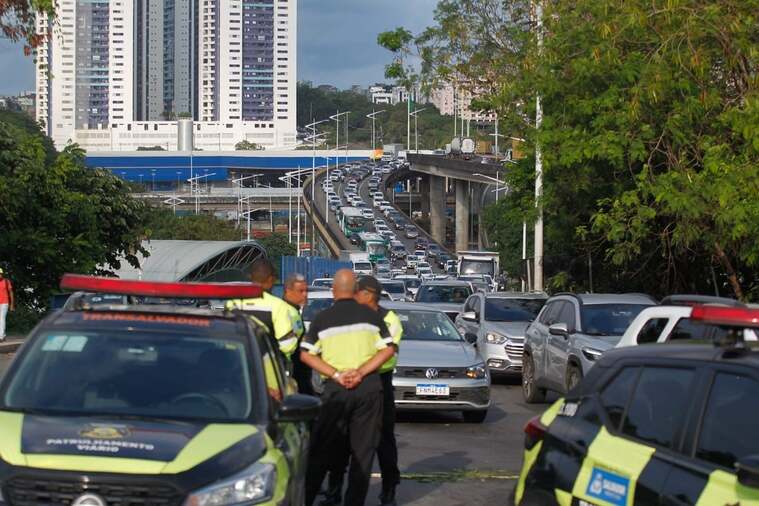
{"left": 417, "top": 266, "right": 434, "bottom": 280}
{"left": 406, "top": 255, "right": 419, "bottom": 270}
{"left": 360, "top": 209, "right": 374, "bottom": 219}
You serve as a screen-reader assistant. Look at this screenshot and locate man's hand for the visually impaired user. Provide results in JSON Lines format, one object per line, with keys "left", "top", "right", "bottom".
{"left": 337, "top": 369, "right": 363, "bottom": 389}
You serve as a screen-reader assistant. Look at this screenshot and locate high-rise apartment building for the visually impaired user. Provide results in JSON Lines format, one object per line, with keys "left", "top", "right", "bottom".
{"left": 429, "top": 82, "right": 495, "bottom": 123}
{"left": 36, "top": 0, "right": 297, "bottom": 151}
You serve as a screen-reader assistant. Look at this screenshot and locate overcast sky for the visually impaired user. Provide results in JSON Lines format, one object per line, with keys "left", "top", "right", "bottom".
{"left": 0, "top": 0, "right": 437, "bottom": 95}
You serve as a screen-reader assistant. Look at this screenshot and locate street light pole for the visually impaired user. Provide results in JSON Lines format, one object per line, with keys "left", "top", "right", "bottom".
{"left": 367, "top": 109, "right": 386, "bottom": 156}
{"left": 409, "top": 107, "right": 428, "bottom": 154}
{"left": 534, "top": 0, "right": 545, "bottom": 292}
{"left": 329, "top": 111, "right": 351, "bottom": 225}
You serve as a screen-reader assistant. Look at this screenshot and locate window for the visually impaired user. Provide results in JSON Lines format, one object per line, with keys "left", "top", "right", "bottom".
{"left": 539, "top": 301, "right": 561, "bottom": 326}
{"left": 621, "top": 367, "right": 694, "bottom": 448}
{"left": 600, "top": 367, "right": 639, "bottom": 430}
{"left": 696, "top": 373, "right": 759, "bottom": 469}
{"left": 637, "top": 318, "right": 668, "bottom": 344}
{"left": 557, "top": 301, "right": 576, "bottom": 330}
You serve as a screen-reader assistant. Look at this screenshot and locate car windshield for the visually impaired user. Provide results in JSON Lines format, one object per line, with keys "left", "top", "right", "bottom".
{"left": 312, "top": 279, "right": 332, "bottom": 287}
{"left": 303, "top": 297, "right": 334, "bottom": 321}
{"left": 402, "top": 278, "right": 421, "bottom": 289}
{"left": 416, "top": 285, "right": 472, "bottom": 303}
{"left": 354, "top": 261, "right": 373, "bottom": 271}
{"left": 581, "top": 304, "right": 651, "bottom": 336}
{"left": 382, "top": 282, "right": 405, "bottom": 294}
{"left": 485, "top": 298, "right": 545, "bottom": 322}
{"left": 4, "top": 330, "right": 252, "bottom": 421}
{"left": 394, "top": 310, "right": 462, "bottom": 341}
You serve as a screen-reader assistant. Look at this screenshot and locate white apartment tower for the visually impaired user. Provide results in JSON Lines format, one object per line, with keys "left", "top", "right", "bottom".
{"left": 36, "top": 0, "right": 297, "bottom": 151}
{"left": 36, "top": 0, "right": 135, "bottom": 148}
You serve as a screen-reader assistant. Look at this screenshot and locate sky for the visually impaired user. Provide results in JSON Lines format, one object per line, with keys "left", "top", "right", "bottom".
{"left": 0, "top": 0, "right": 438, "bottom": 95}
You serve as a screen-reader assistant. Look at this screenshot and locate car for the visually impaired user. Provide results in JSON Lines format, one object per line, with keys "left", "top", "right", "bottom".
{"left": 405, "top": 225, "right": 419, "bottom": 239}
{"left": 348, "top": 232, "right": 360, "bottom": 245}
{"left": 515, "top": 305, "right": 759, "bottom": 506}
{"left": 405, "top": 255, "right": 419, "bottom": 270}
{"left": 391, "top": 244, "right": 407, "bottom": 260}
{"left": 385, "top": 302, "right": 490, "bottom": 422}
{"left": 372, "top": 191, "right": 384, "bottom": 201}
{"left": 393, "top": 219, "right": 407, "bottom": 231}
{"left": 376, "top": 224, "right": 390, "bottom": 234}
{"left": 374, "top": 257, "right": 391, "bottom": 270}
{"left": 380, "top": 281, "right": 407, "bottom": 301}
{"left": 0, "top": 275, "right": 320, "bottom": 505}
{"left": 437, "top": 253, "right": 452, "bottom": 269}
{"left": 375, "top": 265, "right": 392, "bottom": 279}
{"left": 373, "top": 218, "right": 386, "bottom": 228}
{"left": 360, "top": 208, "right": 374, "bottom": 219}
{"left": 414, "top": 280, "right": 473, "bottom": 321}
{"left": 302, "top": 289, "right": 336, "bottom": 331}
{"left": 393, "top": 274, "right": 420, "bottom": 297}
{"left": 455, "top": 292, "right": 548, "bottom": 376}
{"left": 427, "top": 244, "right": 441, "bottom": 259}
{"left": 382, "top": 207, "right": 395, "bottom": 218}
{"left": 311, "top": 278, "right": 333, "bottom": 288}
{"left": 414, "top": 249, "right": 427, "bottom": 260}
{"left": 522, "top": 293, "right": 656, "bottom": 401}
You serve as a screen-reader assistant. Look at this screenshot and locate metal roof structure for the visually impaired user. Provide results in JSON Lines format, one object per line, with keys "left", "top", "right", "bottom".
{"left": 115, "top": 240, "right": 266, "bottom": 282}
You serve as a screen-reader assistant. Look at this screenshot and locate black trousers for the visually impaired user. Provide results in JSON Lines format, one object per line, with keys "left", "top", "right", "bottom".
{"left": 306, "top": 374, "right": 383, "bottom": 506}
{"left": 326, "top": 372, "right": 400, "bottom": 496}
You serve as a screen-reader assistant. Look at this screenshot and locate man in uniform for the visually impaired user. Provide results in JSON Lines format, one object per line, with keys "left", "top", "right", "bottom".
{"left": 283, "top": 273, "right": 313, "bottom": 395}
{"left": 355, "top": 276, "right": 403, "bottom": 506}
{"left": 300, "top": 269, "right": 394, "bottom": 506}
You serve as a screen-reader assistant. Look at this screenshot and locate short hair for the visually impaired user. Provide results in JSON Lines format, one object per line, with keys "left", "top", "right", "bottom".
{"left": 250, "top": 258, "right": 276, "bottom": 283}
{"left": 284, "top": 273, "right": 307, "bottom": 290}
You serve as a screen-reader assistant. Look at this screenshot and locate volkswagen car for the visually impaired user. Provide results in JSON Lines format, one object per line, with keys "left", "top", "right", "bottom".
{"left": 386, "top": 302, "right": 491, "bottom": 423}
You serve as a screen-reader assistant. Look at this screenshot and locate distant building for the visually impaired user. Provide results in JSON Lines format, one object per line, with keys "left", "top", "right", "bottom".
{"left": 0, "top": 93, "right": 36, "bottom": 119}
{"left": 369, "top": 84, "right": 417, "bottom": 106}
{"left": 429, "top": 82, "right": 495, "bottom": 122}
{"left": 317, "top": 84, "right": 339, "bottom": 94}
{"left": 35, "top": 0, "right": 297, "bottom": 151}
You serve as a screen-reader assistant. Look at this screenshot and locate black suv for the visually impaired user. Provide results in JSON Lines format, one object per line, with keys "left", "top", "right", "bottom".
{"left": 515, "top": 305, "right": 759, "bottom": 505}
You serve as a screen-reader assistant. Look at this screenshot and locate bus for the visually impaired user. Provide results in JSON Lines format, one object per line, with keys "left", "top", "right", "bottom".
{"left": 338, "top": 207, "right": 367, "bottom": 236}
{"left": 358, "top": 232, "right": 388, "bottom": 262}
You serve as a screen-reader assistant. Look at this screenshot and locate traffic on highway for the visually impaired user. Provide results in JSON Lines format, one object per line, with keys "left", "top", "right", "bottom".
{"left": 0, "top": 163, "right": 757, "bottom": 506}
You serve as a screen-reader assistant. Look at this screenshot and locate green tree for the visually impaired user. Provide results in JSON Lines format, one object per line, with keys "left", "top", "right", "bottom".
{"left": 256, "top": 234, "right": 296, "bottom": 279}
{"left": 382, "top": 0, "right": 759, "bottom": 300}
{"left": 0, "top": 0, "right": 56, "bottom": 54}
{"left": 235, "top": 140, "right": 262, "bottom": 151}
{"left": 144, "top": 208, "right": 240, "bottom": 241}
{"left": 0, "top": 111, "right": 148, "bottom": 313}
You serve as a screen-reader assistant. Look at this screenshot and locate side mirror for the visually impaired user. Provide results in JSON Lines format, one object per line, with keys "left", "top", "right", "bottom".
{"left": 462, "top": 311, "right": 478, "bottom": 322}
{"left": 549, "top": 323, "right": 570, "bottom": 338}
{"left": 737, "top": 456, "right": 759, "bottom": 488}
{"left": 464, "top": 333, "right": 478, "bottom": 345}
{"left": 276, "top": 394, "right": 321, "bottom": 423}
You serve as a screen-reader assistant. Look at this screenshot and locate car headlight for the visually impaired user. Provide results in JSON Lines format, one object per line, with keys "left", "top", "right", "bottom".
{"left": 485, "top": 333, "right": 507, "bottom": 345}
{"left": 582, "top": 347, "right": 603, "bottom": 361}
{"left": 184, "top": 462, "right": 275, "bottom": 506}
{"left": 466, "top": 363, "right": 488, "bottom": 379}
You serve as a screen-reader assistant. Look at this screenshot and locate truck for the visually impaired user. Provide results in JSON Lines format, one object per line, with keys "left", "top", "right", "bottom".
{"left": 457, "top": 250, "right": 500, "bottom": 278}
{"left": 461, "top": 138, "right": 476, "bottom": 160}
{"left": 383, "top": 143, "right": 405, "bottom": 160}
{"left": 339, "top": 250, "right": 373, "bottom": 276}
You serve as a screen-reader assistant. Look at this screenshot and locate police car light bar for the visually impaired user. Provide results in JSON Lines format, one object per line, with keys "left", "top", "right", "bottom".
{"left": 691, "top": 306, "right": 759, "bottom": 327}
{"left": 60, "top": 274, "right": 262, "bottom": 299}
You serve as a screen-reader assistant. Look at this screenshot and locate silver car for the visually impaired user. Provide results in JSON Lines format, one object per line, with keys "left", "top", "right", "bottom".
{"left": 413, "top": 280, "right": 473, "bottom": 321}
{"left": 455, "top": 292, "right": 547, "bottom": 376}
{"left": 384, "top": 302, "right": 491, "bottom": 423}
{"left": 522, "top": 293, "right": 655, "bottom": 402}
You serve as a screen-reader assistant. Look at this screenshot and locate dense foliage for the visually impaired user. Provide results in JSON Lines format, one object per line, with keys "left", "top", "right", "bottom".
{"left": 0, "top": 110, "right": 148, "bottom": 313}
{"left": 144, "top": 208, "right": 240, "bottom": 241}
{"left": 0, "top": 0, "right": 55, "bottom": 54}
{"left": 381, "top": 0, "right": 759, "bottom": 300}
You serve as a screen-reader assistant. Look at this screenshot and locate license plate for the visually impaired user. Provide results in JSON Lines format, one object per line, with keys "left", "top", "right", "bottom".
{"left": 416, "top": 384, "right": 449, "bottom": 396}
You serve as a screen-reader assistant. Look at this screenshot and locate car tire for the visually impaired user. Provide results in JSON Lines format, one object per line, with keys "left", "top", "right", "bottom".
{"left": 566, "top": 363, "right": 583, "bottom": 392}
{"left": 522, "top": 353, "right": 547, "bottom": 404}
{"left": 462, "top": 410, "right": 487, "bottom": 423}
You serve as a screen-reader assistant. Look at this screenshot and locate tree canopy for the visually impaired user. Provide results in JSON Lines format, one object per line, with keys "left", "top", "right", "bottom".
{"left": 380, "top": 0, "right": 759, "bottom": 300}
{"left": 0, "top": 0, "right": 55, "bottom": 54}
{"left": 0, "top": 110, "right": 148, "bottom": 311}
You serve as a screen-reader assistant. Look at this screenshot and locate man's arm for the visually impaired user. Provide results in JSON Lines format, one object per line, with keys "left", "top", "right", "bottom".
{"left": 357, "top": 347, "right": 395, "bottom": 378}
{"left": 300, "top": 351, "right": 339, "bottom": 379}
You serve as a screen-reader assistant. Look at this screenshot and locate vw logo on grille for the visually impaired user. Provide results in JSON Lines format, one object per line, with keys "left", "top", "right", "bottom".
{"left": 72, "top": 494, "right": 106, "bottom": 506}
{"left": 425, "top": 368, "right": 439, "bottom": 379}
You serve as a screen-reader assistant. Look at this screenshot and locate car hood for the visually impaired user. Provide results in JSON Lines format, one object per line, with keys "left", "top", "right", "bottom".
{"left": 0, "top": 411, "right": 266, "bottom": 476}
{"left": 482, "top": 321, "right": 530, "bottom": 339}
{"left": 398, "top": 339, "right": 480, "bottom": 368}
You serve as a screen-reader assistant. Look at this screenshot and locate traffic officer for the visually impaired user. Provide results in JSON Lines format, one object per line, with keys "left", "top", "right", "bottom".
{"left": 300, "top": 269, "right": 394, "bottom": 506}
{"left": 227, "top": 258, "right": 301, "bottom": 358}
{"left": 322, "top": 276, "right": 404, "bottom": 506}
{"left": 355, "top": 276, "right": 403, "bottom": 506}
{"left": 283, "top": 272, "right": 313, "bottom": 395}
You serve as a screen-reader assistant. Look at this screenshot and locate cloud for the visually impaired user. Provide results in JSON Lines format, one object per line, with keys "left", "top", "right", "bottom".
{"left": 0, "top": 1, "right": 440, "bottom": 95}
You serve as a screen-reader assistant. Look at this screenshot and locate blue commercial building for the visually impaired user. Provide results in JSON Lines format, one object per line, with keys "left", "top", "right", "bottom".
{"left": 84, "top": 150, "right": 372, "bottom": 184}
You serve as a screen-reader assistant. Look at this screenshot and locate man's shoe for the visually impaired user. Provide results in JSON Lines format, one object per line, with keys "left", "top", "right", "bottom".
{"left": 379, "top": 485, "right": 397, "bottom": 506}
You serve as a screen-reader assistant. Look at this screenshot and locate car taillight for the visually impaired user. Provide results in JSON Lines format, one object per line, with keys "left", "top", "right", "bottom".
{"left": 524, "top": 415, "right": 547, "bottom": 450}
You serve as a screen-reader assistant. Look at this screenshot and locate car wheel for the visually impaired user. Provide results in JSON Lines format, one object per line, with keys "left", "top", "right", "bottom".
{"left": 462, "top": 410, "right": 487, "bottom": 423}
{"left": 522, "top": 354, "right": 547, "bottom": 404}
{"left": 566, "top": 363, "right": 583, "bottom": 392}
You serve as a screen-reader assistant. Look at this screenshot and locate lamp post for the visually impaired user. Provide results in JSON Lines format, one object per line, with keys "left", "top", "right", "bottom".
{"left": 232, "top": 174, "right": 262, "bottom": 228}
{"left": 367, "top": 109, "right": 386, "bottom": 159}
{"left": 329, "top": 111, "right": 351, "bottom": 225}
{"left": 187, "top": 172, "right": 216, "bottom": 215}
{"left": 489, "top": 118, "right": 505, "bottom": 156}
{"left": 533, "top": 0, "right": 545, "bottom": 291}
{"left": 409, "top": 107, "right": 428, "bottom": 154}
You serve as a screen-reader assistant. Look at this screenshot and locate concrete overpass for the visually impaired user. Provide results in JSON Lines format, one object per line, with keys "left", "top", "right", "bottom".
{"left": 405, "top": 154, "right": 505, "bottom": 251}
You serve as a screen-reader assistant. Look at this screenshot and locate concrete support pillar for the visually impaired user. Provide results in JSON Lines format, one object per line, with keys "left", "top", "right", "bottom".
{"left": 473, "top": 183, "right": 485, "bottom": 250}
{"left": 420, "top": 176, "right": 430, "bottom": 218}
{"left": 429, "top": 175, "right": 446, "bottom": 244}
{"left": 455, "top": 179, "right": 469, "bottom": 253}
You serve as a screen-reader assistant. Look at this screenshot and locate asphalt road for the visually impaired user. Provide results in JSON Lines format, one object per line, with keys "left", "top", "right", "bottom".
{"left": 0, "top": 354, "right": 11, "bottom": 376}
{"left": 0, "top": 355, "right": 546, "bottom": 505}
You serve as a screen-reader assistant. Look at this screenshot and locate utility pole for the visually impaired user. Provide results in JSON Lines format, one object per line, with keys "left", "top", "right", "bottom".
{"left": 534, "top": 0, "right": 545, "bottom": 292}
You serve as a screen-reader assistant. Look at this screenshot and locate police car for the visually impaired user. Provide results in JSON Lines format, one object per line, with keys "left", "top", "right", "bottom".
{"left": 515, "top": 305, "right": 759, "bottom": 505}
{"left": 0, "top": 275, "right": 319, "bottom": 506}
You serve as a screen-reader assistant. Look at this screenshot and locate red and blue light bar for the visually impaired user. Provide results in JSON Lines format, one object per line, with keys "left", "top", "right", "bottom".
{"left": 60, "top": 274, "right": 262, "bottom": 299}
{"left": 691, "top": 305, "right": 759, "bottom": 327}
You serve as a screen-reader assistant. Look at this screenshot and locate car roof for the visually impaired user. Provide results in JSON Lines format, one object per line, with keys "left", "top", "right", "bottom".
{"left": 306, "top": 290, "right": 334, "bottom": 299}
{"left": 380, "top": 301, "right": 449, "bottom": 314}
{"left": 485, "top": 292, "right": 549, "bottom": 300}
{"left": 600, "top": 342, "right": 759, "bottom": 368}
{"left": 419, "top": 280, "right": 472, "bottom": 287}
{"left": 552, "top": 292, "right": 656, "bottom": 305}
